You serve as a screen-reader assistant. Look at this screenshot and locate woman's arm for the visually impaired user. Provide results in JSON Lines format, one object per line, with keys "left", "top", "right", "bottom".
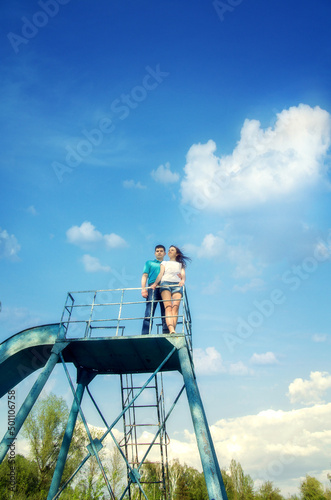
{"left": 178, "top": 266, "right": 186, "bottom": 286}
{"left": 151, "top": 264, "right": 165, "bottom": 289}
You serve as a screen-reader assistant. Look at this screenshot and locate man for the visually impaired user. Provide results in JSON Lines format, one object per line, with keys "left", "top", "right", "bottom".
{"left": 141, "top": 245, "right": 168, "bottom": 334}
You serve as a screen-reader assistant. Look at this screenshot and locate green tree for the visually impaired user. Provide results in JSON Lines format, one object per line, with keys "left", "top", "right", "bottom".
{"left": 300, "top": 475, "right": 326, "bottom": 500}
{"left": 256, "top": 480, "right": 284, "bottom": 500}
{"left": 168, "top": 461, "right": 208, "bottom": 500}
{"left": 109, "top": 443, "right": 126, "bottom": 497}
{"left": 168, "top": 459, "right": 183, "bottom": 497}
{"left": 0, "top": 454, "right": 39, "bottom": 499}
{"left": 139, "top": 461, "right": 165, "bottom": 500}
{"left": 22, "top": 393, "right": 85, "bottom": 498}
{"left": 228, "top": 459, "right": 255, "bottom": 500}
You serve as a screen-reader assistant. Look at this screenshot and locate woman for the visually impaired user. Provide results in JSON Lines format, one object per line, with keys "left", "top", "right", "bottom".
{"left": 151, "top": 245, "right": 191, "bottom": 334}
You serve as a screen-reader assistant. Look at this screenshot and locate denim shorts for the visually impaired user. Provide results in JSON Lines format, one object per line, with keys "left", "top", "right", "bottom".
{"left": 159, "top": 281, "right": 183, "bottom": 295}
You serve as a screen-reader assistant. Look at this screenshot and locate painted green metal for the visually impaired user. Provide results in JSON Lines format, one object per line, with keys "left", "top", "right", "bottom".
{"left": 177, "top": 341, "right": 228, "bottom": 500}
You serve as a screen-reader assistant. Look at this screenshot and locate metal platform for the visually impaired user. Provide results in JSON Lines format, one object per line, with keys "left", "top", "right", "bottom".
{"left": 0, "top": 325, "right": 182, "bottom": 398}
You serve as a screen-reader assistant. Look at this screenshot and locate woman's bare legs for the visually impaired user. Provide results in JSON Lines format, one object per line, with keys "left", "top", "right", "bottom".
{"left": 161, "top": 290, "right": 176, "bottom": 333}
{"left": 171, "top": 292, "right": 182, "bottom": 331}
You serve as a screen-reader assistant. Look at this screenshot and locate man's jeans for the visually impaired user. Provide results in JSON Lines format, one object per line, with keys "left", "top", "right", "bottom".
{"left": 142, "top": 288, "right": 168, "bottom": 334}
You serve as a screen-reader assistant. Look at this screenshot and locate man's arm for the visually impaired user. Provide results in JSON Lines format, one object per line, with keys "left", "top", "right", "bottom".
{"left": 141, "top": 273, "right": 149, "bottom": 298}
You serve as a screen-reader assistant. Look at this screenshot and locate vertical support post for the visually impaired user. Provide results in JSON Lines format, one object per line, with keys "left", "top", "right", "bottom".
{"left": 116, "top": 289, "right": 125, "bottom": 336}
{"left": 47, "top": 369, "right": 96, "bottom": 500}
{"left": 0, "top": 342, "right": 68, "bottom": 463}
{"left": 177, "top": 343, "right": 228, "bottom": 500}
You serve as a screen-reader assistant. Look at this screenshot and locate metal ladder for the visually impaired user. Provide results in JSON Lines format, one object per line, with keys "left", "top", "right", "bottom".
{"left": 120, "top": 373, "right": 170, "bottom": 499}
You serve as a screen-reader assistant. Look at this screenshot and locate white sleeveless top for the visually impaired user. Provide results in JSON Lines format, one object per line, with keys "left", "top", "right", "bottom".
{"left": 161, "top": 261, "right": 182, "bottom": 283}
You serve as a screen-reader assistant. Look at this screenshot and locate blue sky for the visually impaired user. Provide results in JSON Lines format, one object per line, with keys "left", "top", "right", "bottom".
{"left": 1, "top": 0, "right": 331, "bottom": 494}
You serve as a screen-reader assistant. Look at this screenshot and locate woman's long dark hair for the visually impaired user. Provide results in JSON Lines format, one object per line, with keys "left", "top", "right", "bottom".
{"left": 170, "top": 245, "right": 191, "bottom": 268}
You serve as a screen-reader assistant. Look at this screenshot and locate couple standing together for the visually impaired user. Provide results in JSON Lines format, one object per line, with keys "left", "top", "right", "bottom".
{"left": 141, "top": 245, "right": 191, "bottom": 335}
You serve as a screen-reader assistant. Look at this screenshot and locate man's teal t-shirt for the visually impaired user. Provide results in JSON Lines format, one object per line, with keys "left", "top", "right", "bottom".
{"left": 143, "top": 259, "right": 162, "bottom": 285}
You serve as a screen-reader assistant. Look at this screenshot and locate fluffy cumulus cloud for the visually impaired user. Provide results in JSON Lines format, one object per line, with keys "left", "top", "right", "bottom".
{"left": 193, "top": 347, "right": 226, "bottom": 374}
{"left": 193, "top": 347, "right": 251, "bottom": 376}
{"left": 151, "top": 162, "right": 180, "bottom": 184}
{"left": 81, "top": 254, "right": 111, "bottom": 273}
{"left": 180, "top": 105, "right": 331, "bottom": 212}
{"left": 287, "top": 371, "right": 331, "bottom": 404}
{"left": 250, "top": 352, "right": 278, "bottom": 365}
{"left": 0, "top": 228, "right": 20, "bottom": 260}
{"left": 66, "top": 221, "right": 127, "bottom": 250}
{"left": 228, "top": 361, "right": 252, "bottom": 375}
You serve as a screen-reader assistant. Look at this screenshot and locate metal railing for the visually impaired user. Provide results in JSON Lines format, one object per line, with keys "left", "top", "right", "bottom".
{"left": 60, "top": 287, "right": 192, "bottom": 350}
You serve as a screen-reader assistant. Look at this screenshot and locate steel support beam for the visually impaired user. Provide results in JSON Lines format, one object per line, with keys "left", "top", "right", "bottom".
{"left": 178, "top": 343, "right": 228, "bottom": 500}
{"left": 47, "top": 369, "right": 96, "bottom": 500}
{"left": 0, "top": 341, "right": 68, "bottom": 463}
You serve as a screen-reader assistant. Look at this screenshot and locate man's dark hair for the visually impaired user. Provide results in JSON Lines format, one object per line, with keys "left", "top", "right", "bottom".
{"left": 155, "top": 244, "right": 165, "bottom": 251}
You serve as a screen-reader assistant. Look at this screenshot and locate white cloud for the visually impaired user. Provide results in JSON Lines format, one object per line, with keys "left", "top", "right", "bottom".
{"left": 81, "top": 254, "right": 111, "bottom": 273}
{"left": 151, "top": 162, "right": 180, "bottom": 184}
{"left": 250, "top": 352, "right": 278, "bottom": 365}
{"left": 193, "top": 347, "right": 251, "bottom": 376}
{"left": 0, "top": 228, "right": 20, "bottom": 260}
{"left": 287, "top": 371, "right": 331, "bottom": 405}
{"left": 67, "top": 221, "right": 102, "bottom": 245}
{"left": 229, "top": 361, "right": 251, "bottom": 375}
{"left": 312, "top": 334, "right": 327, "bottom": 343}
{"left": 180, "top": 105, "right": 331, "bottom": 212}
{"left": 186, "top": 234, "right": 225, "bottom": 259}
{"left": 104, "top": 233, "right": 127, "bottom": 249}
{"left": 123, "top": 179, "right": 147, "bottom": 189}
{"left": 198, "top": 233, "right": 225, "bottom": 258}
{"left": 193, "top": 347, "right": 226, "bottom": 375}
{"left": 66, "top": 221, "right": 127, "bottom": 250}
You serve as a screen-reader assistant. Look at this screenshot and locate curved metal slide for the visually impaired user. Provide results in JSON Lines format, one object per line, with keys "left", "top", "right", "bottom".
{"left": 0, "top": 324, "right": 61, "bottom": 398}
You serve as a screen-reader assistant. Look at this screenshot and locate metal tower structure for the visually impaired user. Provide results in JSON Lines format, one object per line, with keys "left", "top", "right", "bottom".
{"left": 0, "top": 287, "right": 228, "bottom": 500}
